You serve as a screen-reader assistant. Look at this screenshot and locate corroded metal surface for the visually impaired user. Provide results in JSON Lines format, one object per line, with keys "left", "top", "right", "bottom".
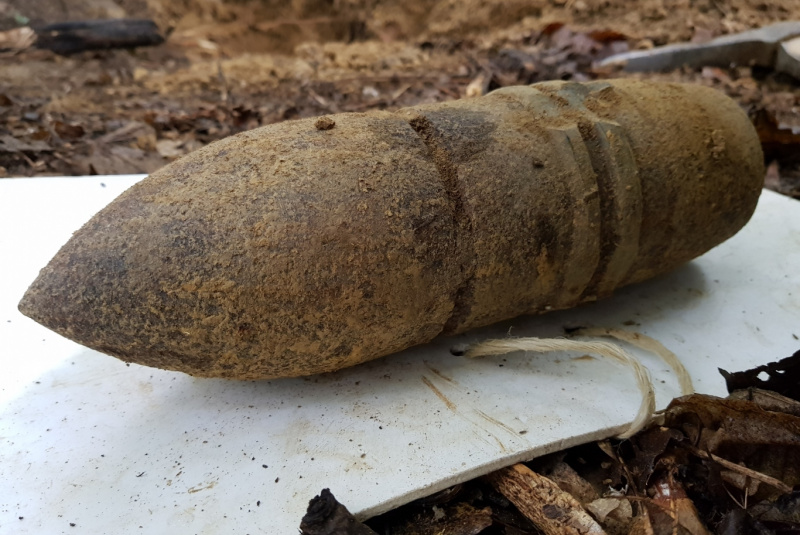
{"left": 19, "top": 80, "right": 764, "bottom": 379}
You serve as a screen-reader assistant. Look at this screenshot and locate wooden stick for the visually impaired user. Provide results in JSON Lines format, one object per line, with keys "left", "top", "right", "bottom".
{"left": 485, "top": 464, "right": 607, "bottom": 535}
{"left": 34, "top": 19, "right": 164, "bottom": 55}
{"left": 686, "top": 446, "right": 793, "bottom": 494}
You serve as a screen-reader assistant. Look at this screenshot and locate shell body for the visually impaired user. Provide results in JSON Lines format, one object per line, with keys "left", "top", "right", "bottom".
{"left": 19, "top": 80, "right": 764, "bottom": 379}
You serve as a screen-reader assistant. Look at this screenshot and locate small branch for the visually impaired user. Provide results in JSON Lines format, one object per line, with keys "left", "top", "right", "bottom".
{"left": 686, "top": 445, "right": 793, "bottom": 494}
{"left": 34, "top": 19, "right": 164, "bottom": 55}
{"left": 485, "top": 463, "right": 607, "bottom": 535}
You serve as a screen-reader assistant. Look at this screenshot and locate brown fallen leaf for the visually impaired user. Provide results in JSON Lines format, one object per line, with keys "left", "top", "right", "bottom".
{"left": 53, "top": 121, "right": 85, "bottom": 141}
{"left": 748, "top": 490, "right": 800, "bottom": 524}
{"left": 727, "top": 388, "right": 800, "bottom": 417}
{"left": 550, "top": 26, "right": 603, "bottom": 56}
{"left": 720, "top": 349, "right": 800, "bottom": 401}
{"left": 665, "top": 394, "right": 800, "bottom": 506}
{"left": 0, "top": 27, "right": 36, "bottom": 55}
{"left": 646, "top": 470, "right": 711, "bottom": 535}
{"left": 0, "top": 134, "right": 53, "bottom": 153}
{"left": 86, "top": 145, "right": 165, "bottom": 175}
{"left": 541, "top": 22, "right": 565, "bottom": 36}
{"left": 585, "top": 497, "right": 633, "bottom": 534}
{"left": 619, "top": 425, "right": 685, "bottom": 492}
{"left": 465, "top": 73, "right": 491, "bottom": 98}
{"left": 96, "top": 121, "right": 157, "bottom": 146}
{"left": 686, "top": 445, "right": 793, "bottom": 495}
{"left": 155, "top": 138, "right": 185, "bottom": 159}
{"left": 665, "top": 394, "right": 800, "bottom": 452}
{"left": 588, "top": 30, "right": 629, "bottom": 44}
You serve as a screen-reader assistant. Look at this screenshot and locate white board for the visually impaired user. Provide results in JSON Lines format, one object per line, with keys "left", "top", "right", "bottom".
{"left": 1, "top": 175, "right": 798, "bottom": 534}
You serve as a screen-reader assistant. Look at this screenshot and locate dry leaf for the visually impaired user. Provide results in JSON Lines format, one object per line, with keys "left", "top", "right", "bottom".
{"left": 0, "top": 26, "right": 35, "bottom": 54}
{"left": 156, "top": 138, "right": 185, "bottom": 159}
{"left": 585, "top": 497, "right": 632, "bottom": 523}
{"left": 720, "top": 349, "right": 800, "bottom": 401}
{"left": 0, "top": 134, "right": 52, "bottom": 153}
{"left": 647, "top": 472, "right": 710, "bottom": 535}
{"left": 53, "top": 121, "right": 85, "bottom": 141}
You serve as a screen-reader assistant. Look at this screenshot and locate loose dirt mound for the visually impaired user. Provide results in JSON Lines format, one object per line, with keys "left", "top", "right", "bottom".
{"left": 0, "top": 0, "right": 798, "bottom": 195}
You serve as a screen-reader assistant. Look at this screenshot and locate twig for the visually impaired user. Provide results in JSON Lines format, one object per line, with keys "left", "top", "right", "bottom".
{"left": 217, "top": 59, "right": 229, "bottom": 104}
{"left": 34, "top": 19, "right": 164, "bottom": 55}
{"left": 710, "top": 0, "right": 731, "bottom": 17}
{"left": 686, "top": 445, "right": 793, "bottom": 494}
{"left": 485, "top": 464, "right": 607, "bottom": 535}
{"left": 329, "top": 74, "right": 471, "bottom": 84}
{"left": 390, "top": 84, "right": 411, "bottom": 102}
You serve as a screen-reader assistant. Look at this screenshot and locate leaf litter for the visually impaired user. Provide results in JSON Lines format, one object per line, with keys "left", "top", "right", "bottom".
{"left": 302, "top": 350, "right": 800, "bottom": 534}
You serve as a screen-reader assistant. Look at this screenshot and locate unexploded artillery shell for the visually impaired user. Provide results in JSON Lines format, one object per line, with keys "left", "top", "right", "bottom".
{"left": 19, "top": 80, "right": 764, "bottom": 379}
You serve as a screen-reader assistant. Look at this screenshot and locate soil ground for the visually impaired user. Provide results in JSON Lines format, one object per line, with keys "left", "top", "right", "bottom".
{"left": 2, "top": 2, "right": 799, "bottom": 533}
{"left": 1, "top": 0, "right": 799, "bottom": 195}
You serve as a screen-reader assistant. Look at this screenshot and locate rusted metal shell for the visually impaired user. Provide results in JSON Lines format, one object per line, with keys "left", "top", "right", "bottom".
{"left": 19, "top": 80, "right": 764, "bottom": 379}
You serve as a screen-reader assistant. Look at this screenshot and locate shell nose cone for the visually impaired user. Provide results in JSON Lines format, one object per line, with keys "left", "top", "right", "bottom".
{"left": 19, "top": 251, "right": 138, "bottom": 359}
{"left": 15, "top": 111, "right": 463, "bottom": 380}
{"left": 16, "top": 169, "right": 223, "bottom": 376}
{"left": 18, "top": 245, "right": 127, "bottom": 339}
{"left": 17, "top": 198, "right": 176, "bottom": 371}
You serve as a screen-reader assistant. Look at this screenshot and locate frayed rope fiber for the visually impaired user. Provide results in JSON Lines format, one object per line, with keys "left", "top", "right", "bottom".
{"left": 464, "top": 332, "right": 691, "bottom": 439}
{"left": 575, "top": 328, "right": 694, "bottom": 396}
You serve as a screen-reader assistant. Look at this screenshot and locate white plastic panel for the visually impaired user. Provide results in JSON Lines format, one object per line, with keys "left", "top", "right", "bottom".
{"left": 1, "top": 175, "right": 798, "bottom": 534}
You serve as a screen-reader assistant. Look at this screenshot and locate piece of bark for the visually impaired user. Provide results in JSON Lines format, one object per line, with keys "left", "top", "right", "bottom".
{"left": 34, "top": 19, "right": 164, "bottom": 55}
{"left": 646, "top": 472, "right": 711, "bottom": 535}
{"left": 300, "top": 489, "right": 377, "bottom": 535}
{"left": 547, "top": 461, "right": 599, "bottom": 505}
{"left": 484, "top": 463, "right": 607, "bottom": 535}
{"left": 727, "top": 388, "right": 800, "bottom": 417}
{"left": 686, "top": 446, "right": 793, "bottom": 495}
